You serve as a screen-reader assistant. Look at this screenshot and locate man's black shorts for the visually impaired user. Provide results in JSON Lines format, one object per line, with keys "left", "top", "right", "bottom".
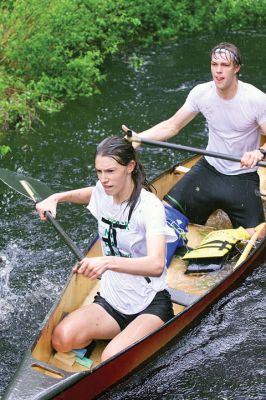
{"left": 164, "top": 158, "right": 265, "bottom": 228}
{"left": 94, "top": 290, "right": 174, "bottom": 331}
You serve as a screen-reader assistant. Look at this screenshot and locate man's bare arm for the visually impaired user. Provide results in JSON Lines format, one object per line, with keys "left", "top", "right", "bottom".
{"left": 123, "top": 104, "right": 197, "bottom": 143}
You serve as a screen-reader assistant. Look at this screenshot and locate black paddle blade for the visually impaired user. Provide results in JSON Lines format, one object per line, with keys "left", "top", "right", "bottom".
{"left": 0, "top": 168, "right": 53, "bottom": 203}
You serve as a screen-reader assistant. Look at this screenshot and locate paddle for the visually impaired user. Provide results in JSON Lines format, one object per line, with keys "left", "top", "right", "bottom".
{"left": 0, "top": 168, "right": 84, "bottom": 261}
{"left": 234, "top": 222, "right": 266, "bottom": 268}
{"left": 125, "top": 130, "right": 266, "bottom": 167}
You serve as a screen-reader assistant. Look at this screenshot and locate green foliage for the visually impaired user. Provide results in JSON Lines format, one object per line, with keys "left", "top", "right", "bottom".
{"left": 0, "top": 0, "right": 265, "bottom": 133}
{"left": 213, "top": 0, "right": 266, "bottom": 29}
{"left": 129, "top": 53, "right": 144, "bottom": 71}
{"left": 0, "top": 0, "right": 140, "bottom": 131}
{"left": 126, "top": 0, "right": 192, "bottom": 45}
{"left": 0, "top": 67, "right": 38, "bottom": 131}
{"left": 0, "top": 145, "right": 11, "bottom": 157}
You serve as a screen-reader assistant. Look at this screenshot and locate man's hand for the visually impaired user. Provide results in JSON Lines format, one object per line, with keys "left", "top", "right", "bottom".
{"left": 241, "top": 149, "right": 264, "bottom": 168}
{"left": 122, "top": 125, "right": 140, "bottom": 149}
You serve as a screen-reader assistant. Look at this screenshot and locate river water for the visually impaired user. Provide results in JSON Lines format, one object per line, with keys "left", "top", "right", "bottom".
{"left": 0, "top": 32, "right": 265, "bottom": 399}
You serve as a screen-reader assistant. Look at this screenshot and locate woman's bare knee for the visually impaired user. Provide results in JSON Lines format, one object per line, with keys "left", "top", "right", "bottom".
{"left": 51, "top": 325, "right": 73, "bottom": 353}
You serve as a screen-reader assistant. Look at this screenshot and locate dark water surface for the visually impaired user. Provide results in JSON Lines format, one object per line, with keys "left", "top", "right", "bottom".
{"left": 0, "top": 32, "right": 266, "bottom": 399}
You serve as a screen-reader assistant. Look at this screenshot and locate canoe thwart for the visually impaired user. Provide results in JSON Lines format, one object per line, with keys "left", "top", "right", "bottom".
{"left": 168, "top": 287, "right": 200, "bottom": 306}
{"left": 174, "top": 165, "right": 190, "bottom": 175}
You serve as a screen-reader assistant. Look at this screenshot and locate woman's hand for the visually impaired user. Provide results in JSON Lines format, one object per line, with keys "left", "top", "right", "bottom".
{"left": 241, "top": 149, "right": 264, "bottom": 168}
{"left": 73, "top": 256, "right": 112, "bottom": 280}
{"left": 36, "top": 194, "right": 58, "bottom": 220}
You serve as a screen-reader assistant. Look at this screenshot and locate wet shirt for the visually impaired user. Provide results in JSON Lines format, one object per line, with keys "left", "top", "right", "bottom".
{"left": 87, "top": 181, "right": 177, "bottom": 314}
{"left": 185, "top": 80, "right": 266, "bottom": 175}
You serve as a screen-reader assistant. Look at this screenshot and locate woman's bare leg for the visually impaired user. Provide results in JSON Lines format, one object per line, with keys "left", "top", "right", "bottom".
{"left": 101, "top": 314, "right": 164, "bottom": 361}
{"left": 52, "top": 303, "right": 121, "bottom": 352}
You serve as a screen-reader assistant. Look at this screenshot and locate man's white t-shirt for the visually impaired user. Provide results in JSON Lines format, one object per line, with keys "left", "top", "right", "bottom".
{"left": 88, "top": 181, "right": 177, "bottom": 314}
{"left": 185, "top": 80, "right": 266, "bottom": 175}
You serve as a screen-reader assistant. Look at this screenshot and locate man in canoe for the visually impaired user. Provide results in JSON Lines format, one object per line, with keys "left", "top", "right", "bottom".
{"left": 36, "top": 136, "right": 177, "bottom": 361}
{"left": 123, "top": 42, "right": 266, "bottom": 237}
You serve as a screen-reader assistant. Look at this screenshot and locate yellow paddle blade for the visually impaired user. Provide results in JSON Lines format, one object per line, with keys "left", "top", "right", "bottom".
{"left": 20, "top": 180, "right": 38, "bottom": 203}
{"left": 0, "top": 168, "right": 53, "bottom": 202}
{"left": 234, "top": 223, "right": 266, "bottom": 268}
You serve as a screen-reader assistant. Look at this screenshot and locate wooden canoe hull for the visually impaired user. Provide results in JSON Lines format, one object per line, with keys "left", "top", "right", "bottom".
{"left": 54, "top": 240, "right": 266, "bottom": 400}
{"left": 3, "top": 156, "right": 266, "bottom": 400}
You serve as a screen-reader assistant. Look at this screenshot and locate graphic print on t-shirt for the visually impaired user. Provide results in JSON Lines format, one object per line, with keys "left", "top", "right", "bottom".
{"left": 101, "top": 217, "right": 130, "bottom": 257}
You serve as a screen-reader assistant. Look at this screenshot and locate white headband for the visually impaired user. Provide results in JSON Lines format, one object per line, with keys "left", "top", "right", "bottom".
{"left": 213, "top": 48, "right": 239, "bottom": 64}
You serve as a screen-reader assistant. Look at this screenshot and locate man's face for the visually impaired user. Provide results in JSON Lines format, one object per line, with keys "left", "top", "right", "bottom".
{"left": 211, "top": 51, "right": 240, "bottom": 92}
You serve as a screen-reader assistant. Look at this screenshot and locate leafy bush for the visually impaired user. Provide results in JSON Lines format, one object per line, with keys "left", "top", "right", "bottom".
{"left": 0, "top": 67, "right": 38, "bottom": 131}
{"left": 125, "top": 0, "right": 192, "bottom": 45}
{"left": 0, "top": 145, "right": 11, "bottom": 157}
{"left": 213, "top": 0, "right": 266, "bottom": 29}
{"left": 0, "top": 0, "right": 140, "bottom": 131}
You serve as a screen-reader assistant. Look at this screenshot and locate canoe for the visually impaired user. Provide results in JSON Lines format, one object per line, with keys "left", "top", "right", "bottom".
{"left": 3, "top": 155, "right": 266, "bottom": 400}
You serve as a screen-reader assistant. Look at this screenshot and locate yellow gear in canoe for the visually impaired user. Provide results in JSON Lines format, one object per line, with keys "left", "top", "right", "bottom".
{"left": 183, "top": 226, "right": 250, "bottom": 260}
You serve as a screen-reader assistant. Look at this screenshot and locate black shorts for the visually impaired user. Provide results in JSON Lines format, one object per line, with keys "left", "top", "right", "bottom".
{"left": 94, "top": 290, "right": 174, "bottom": 331}
{"left": 164, "top": 158, "right": 265, "bottom": 228}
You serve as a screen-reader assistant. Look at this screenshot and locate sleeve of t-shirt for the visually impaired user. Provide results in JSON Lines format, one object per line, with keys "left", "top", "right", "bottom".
{"left": 87, "top": 181, "right": 101, "bottom": 219}
{"left": 141, "top": 195, "right": 177, "bottom": 243}
{"left": 256, "top": 91, "right": 266, "bottom": 126}
{"left": 184, "top": 84, "right": 202, "bottom": 113}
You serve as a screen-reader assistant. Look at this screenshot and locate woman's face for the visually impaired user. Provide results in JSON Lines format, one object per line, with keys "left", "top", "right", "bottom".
{"left": 95, "top": 155, "right": 135, "bottom": 201}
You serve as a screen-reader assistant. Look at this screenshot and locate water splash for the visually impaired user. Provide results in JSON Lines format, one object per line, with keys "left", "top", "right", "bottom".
{"left": 25, "top": 275, "right": 62, "bottom": 308}
{"left": 0, "top": 255, "right": 11, "bottom": 297}
{"left": 0, "top": 245, "right": 21, "bottom": 330}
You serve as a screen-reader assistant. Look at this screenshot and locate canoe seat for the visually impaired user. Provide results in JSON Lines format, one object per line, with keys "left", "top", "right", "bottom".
{"left": 168, "top": 287, "right": 200, "bottom": 307}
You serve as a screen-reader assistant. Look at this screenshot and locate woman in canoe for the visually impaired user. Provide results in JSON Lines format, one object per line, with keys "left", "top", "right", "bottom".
{"left": 36, "top": 136, "right": 177, "bottom": 361}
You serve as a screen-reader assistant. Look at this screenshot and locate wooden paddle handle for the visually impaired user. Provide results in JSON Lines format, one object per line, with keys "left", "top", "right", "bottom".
{"left": 234, "top": 223, "right": 266, "bottom": 268}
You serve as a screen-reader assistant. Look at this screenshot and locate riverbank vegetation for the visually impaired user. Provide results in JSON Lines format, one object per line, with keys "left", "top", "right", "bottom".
{"left": 0, "top": 0, "right": 266, "bottom": 145}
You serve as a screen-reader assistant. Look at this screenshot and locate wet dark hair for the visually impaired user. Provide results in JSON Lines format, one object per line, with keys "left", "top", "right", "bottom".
{"left": 210, "top": 42, "right": 242, "bottom": 67}
{"left": 95, "top": 136, "right": 151, "bottom": 221}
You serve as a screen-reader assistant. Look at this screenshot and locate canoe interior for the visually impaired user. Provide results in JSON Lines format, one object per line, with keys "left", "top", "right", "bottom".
{"left": 30, "top": 156, "right": 266, "bottom": 378}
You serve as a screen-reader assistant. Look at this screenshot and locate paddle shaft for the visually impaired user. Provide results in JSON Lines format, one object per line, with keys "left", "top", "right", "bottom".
{"left": 126, "top": 134, "right": 266, "bottom": 167}
{"left": 19, "top": 178, "right": 85, "bottom": 261}
{"left": 45, "top": 211, "right": 84, "bottom": 261}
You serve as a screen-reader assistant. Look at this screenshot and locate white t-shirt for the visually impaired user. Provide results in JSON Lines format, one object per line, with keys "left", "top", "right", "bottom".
{"left": 185, "top": 80, "right": 266, "bottom": 175}
{"left": 88, "top": 181, "right": 177, "bottom": 314}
